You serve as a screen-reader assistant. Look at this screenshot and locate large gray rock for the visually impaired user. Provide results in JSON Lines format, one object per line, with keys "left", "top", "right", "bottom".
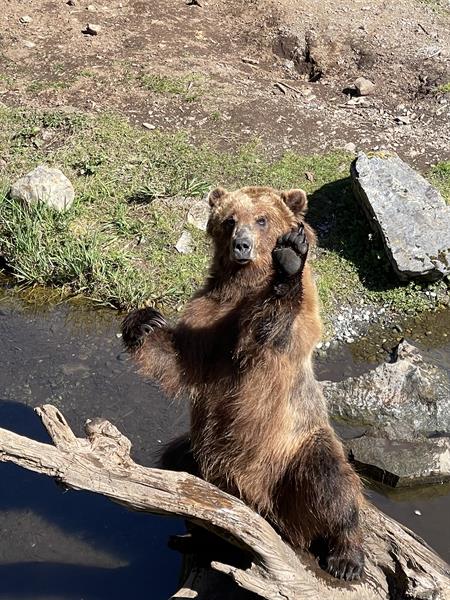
{"left": 347, "top": 436, "right": 450, "bottom": 487}
{"left": 325, "top": 340, "right": 450, "bottom": 486}
{"left": 324, "top": 341, "right": 450, "bottom": 441}
{"left": 351, "top": 153, "right": 450, "bottom": 281}
{"left": 10, "top": 165, "right": 74, "bottom": 212}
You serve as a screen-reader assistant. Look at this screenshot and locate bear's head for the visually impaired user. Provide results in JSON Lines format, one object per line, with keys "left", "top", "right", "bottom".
{"left": 207, "top": 186, "right": 313, "bottom": 271}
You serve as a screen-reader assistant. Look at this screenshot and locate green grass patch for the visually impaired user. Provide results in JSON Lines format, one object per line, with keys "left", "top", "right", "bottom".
{"left": 138, "top": 73, "right": 204, "bottom": 101}
{"left": 430, "top": 161, "right": 450, "bottom": 202}
{"left": 27, "top": 80, "right": 71, "bottom": 93}
{"left": 437, "top": 82, "right": 450, "bottom": 93}
{"left": 0, "top": 106, "right": 447, "bottom": 317}
{"left": 418, "top": 0, "right": 449, "bottom": 12}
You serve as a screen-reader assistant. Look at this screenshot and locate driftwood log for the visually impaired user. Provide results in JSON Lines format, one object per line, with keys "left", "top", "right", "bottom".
{"left": 0, "top": 404, "right": 448, "bottom": 600}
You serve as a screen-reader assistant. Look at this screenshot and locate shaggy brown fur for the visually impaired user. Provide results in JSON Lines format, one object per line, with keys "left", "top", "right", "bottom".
{"left": 122, "top": 186, "right": 365, "bottom": 581}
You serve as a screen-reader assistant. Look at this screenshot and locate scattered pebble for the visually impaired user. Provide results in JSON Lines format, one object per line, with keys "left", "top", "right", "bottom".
{"left": 414, "top": 509, "right": 422, "bottom": 516}
{"left": 187, "top": 199, "right": 209, "bottom": 232}
{"left": 344, "top": 142, "right": 356, "bottom": 153}
{"left": 241, "top": 57, "right": 259, "bottom": 65}
{"left": 142, "top": 122, "right": 156, "bottom": 130}
{"left": 23, "top": 40, "right": 36, "bottom": 49}
{"left": 20, "top": 15, "right": 32, "bottom": 24}
{"left": 354, "top": 76, "right": 376, "bottom": 96}
{"left": 175, "top": 230, "right": 194, "bottom": 254}
{"left": 82, "top": 23, "right": 101, "bottom": 35}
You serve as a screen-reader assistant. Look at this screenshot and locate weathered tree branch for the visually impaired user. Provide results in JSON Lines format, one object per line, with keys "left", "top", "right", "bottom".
{"left": 0, "top": 405, "right": 448, "bottom": 600}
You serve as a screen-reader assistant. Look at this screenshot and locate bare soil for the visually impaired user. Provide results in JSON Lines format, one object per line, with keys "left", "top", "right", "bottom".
{"left": 0, "top": 0, "right": 449, "bottom": 168}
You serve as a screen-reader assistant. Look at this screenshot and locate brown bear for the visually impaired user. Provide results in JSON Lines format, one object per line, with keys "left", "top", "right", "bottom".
{"left": 122, "top": 186, "right": 365, "bottom": 581}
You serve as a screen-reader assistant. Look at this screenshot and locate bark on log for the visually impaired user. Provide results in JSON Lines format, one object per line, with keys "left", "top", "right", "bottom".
{"left": 0, "top": 404, "right": 448, "bottom": 600}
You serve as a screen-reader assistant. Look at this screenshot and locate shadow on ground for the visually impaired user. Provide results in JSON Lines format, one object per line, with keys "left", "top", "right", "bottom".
{"left": 308, "top": 177, "right": 413, "bottom": 294}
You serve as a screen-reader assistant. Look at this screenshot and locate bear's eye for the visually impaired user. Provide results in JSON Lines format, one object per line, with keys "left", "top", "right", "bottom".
{"left": 256, "top": 216, "right": 267, "bottom": 227}
{"left": 224, "top": 216, "right": 236, "bottom": 228}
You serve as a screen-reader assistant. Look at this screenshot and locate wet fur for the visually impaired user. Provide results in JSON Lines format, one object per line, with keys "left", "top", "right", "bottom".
{"left": 122, "top": 186, "right": 364, "bottom": 580}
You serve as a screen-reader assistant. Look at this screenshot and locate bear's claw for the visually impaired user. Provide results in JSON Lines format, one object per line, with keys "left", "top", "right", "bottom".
{"left": 272, "top": 223, "right": 309, "bottom": 278}
{"left": 122, "top": 307, "right": 167, "bottom": 350}
{"left": 324, "top": 547, "right": 365, "bottom": 581}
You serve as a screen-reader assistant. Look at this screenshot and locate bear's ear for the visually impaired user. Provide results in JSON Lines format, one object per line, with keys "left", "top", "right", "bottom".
{"left": 208, "top": 187, "right": 227, "bottom": 208}
{"left": 280, "top": 189, "right": 308, "bottom": 217}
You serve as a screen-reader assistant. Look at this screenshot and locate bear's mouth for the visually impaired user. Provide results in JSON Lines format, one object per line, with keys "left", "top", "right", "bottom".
{"left": 234, "top": 258, "right": 252, "bottom": 265}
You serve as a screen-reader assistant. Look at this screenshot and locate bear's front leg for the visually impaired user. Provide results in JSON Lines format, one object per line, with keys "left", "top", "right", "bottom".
{"left": 272, "top": 223, "right": 309, "bottom": 296}
{"left": 121, "top": 307, "right": 168, "bottom": 351}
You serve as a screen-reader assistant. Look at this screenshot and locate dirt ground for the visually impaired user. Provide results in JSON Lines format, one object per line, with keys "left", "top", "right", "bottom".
{"left": 0, "top": 0, "right": 449, "bottom": 169}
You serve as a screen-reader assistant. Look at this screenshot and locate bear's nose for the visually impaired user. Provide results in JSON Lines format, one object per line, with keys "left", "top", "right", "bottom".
{"left": 232, "top": 233, "right": 253, "bottom": 261}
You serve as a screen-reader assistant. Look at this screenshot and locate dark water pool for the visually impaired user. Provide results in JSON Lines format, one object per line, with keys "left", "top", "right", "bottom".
{"left": 0, "top": 290, "right": 448, "bottom": 599}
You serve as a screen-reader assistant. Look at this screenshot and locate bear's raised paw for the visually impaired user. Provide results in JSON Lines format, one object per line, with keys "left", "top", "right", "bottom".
{"left": 122, "top": 308, "right": 167, "bottom": 351}
{"left": 272, "top": 223, "right": 309, "bottom": 278}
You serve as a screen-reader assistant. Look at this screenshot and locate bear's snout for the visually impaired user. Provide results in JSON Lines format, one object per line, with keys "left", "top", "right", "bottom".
{"left": 232, "top": 229, "right": 254, "bottom": 263}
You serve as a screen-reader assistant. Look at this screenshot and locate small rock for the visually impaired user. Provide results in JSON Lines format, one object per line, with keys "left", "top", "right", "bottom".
{"left": 354, "top": 76, "right": 376, "bottom": 96}
{"left": 344, "top": 142, "right": 356, "bottom": 153}
{"left": 82, "top": 23, "right": 101, "bottom": 35}
{"left": 67, "top": 0, "right": 76, "bottom": 5}
{"left": 305, "top": 171, "right": 315, "bottom": 182}
{"left": 142, "top": 122, "right": 156, "bottom": 130}
{"left": 414, "top": 510, "right": 422, "bottom": 516}
{"left": 187, "top": 199, "right": 209, "bottom": 232}
{"left": 41, "top": 129, "right": 54, "bottom": 142}
{"left": 175, "top": 230, "right": 194, "bottom": 254}
{"left": 10, "top": 165, "right": 75, "bottom": 212}
{"left": 23, "top": 40, "right": 36, "bottom": 49}
{"left": 241, "top": 57, "right": 259, "bottom": 65}
{"left": 86, "top": 4, "right": 96, "bottom": 11}
{"left": 396, "top": 115, "right": 411, "bottom": 125}
{"left": 20, "top": 15, "right": 32, "bottom": 24}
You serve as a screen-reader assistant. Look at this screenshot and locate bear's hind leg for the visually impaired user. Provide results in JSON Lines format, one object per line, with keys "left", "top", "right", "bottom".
{"left": 276, "top": 428, "right": 365, "bottom": 581}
